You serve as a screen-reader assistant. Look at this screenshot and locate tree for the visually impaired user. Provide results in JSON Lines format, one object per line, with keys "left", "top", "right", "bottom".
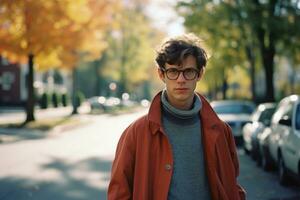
{"left": 177, "top": 0, "right": 300, "bottom": 102}
{"left": 177, "top": 1, "right": 248, "bottom": 100}
{"left": 100, "top": 3, "right": 164, "bottom": 99}
{"left": 0, "top": 0, "right": 114, "bottom": 121}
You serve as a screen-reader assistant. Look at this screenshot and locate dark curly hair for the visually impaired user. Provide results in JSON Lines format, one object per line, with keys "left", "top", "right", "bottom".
{"left": 155, "top": 33, "right": 208, "bottom": 70}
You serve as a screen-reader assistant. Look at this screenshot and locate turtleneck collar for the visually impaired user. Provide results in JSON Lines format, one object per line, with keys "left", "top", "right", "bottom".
{"left": 161, "top": 90, "right": 202, "bottom": 124}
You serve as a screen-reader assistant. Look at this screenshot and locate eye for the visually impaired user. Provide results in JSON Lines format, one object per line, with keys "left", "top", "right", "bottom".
{"left": 184, "top": 68, "right": 194, "bottom": 73}
{"left": 168, "top": 68, "right": 178, "bottom": 73}
{"left": 184, "top": 68, "right": 197, "bottom": 74}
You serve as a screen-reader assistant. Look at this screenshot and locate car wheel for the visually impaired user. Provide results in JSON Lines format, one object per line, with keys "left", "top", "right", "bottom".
{"left": 256, "top": 150, "right": 262, "bottom": 166}
{"left": 278, "top": 155, "right": 289, "bottom": 186}
{"left": 261, "top": 152, "right": 269, "bottom": 171}
{"left": 298, "top": 162, "right": 300, "bottom": 181}
{"left": 251, "top": 140, "right": 259, "bottom": 160}
{"left": 243, "top": 144, "right": 250, "bottom": 155}
{"left": 251, "top": 148, "right": 257, "bottom": 160}
{"left": 261, "top": 147, "right": 272, "bottom": 171}
{"left": 261, "top": 150, "right": 270, "bottom": 171}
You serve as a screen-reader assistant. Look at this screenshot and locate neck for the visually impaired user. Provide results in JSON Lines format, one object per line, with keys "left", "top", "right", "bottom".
{"left": 164, "top": 91, "right": 195, "bottom": 110}
{"left": 169, "top": 98, "right": 194, "bottom": 110}
{"left": 161, "top": 90, "right": 202, "bottom": 120}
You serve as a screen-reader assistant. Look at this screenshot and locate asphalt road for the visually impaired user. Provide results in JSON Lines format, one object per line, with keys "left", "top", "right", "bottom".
{"left": 0, "top": 108, "right": 299, "bottom": 200}
{"left": 238, "top": 149, "right": 300, "bottom": 200}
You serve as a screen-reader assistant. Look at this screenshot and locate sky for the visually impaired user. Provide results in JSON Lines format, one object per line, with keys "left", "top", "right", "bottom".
{"left": 144, "top": 0, "right": 185, "bottom": 36}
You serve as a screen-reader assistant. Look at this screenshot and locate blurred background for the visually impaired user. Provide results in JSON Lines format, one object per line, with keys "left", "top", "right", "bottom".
{"left": 0, "top": 0, "right": 300, "bottom": 200}
{"left": 0, "top": 0, "right": 299, "bottom": 120}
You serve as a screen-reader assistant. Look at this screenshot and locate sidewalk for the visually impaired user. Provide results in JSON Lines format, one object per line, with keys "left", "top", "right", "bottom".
{"left": 0, "top": 106, "right": 91, "bottom": 144}
{"left": 0, "top": 104, "right": 143, "bottom": 144}
{"left": 0, "top": 106, "right": 73, "bottom": 124}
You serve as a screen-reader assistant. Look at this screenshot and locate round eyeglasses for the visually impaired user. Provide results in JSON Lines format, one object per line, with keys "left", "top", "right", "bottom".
{"left": 161, "top": 67, "right": 199, "bottom": 80}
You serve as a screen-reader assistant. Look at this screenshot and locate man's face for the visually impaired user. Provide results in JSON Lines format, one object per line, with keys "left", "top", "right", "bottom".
{"left": 158, "top": 55, "right": 203, "bottom": 109}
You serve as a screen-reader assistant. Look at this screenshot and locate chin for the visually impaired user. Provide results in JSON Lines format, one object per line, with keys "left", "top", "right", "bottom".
{"left": 175, "top": 94, "right": 192, "bottom": 102}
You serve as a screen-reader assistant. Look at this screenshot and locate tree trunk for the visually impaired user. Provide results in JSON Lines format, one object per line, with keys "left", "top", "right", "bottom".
{"left": 262, "top": 45, "right": 275, "bottom": 102}
{"left": 72, "top": 68, "right": 78, "bottom": 114}
{"left": 118, "top": 26, "right": 127, "bottom": 98}
{"left": 118, "top": 40, "right": 127, "bottom": 98}
{"left": 245, "top": 45, "right": 256, "bottom": 102}
{"left": 290, "top": 60, "right": 295, "bottom": 94}
{"left": 25, "top": 54, "right": 35, "bottom": 122}
{"left": 93, "top": 59, "right": 101, "bottom": 96}
{"left": 256, "top": 26, "right": 275, "bottom": 102}
{"left": 222, "top": 76, "right": 228, "bottom": 100}
{"left": 254, "top": 0, "right": 276, "bottom": 102}
{"left": 119, "top": 64, "right": 126, "bottom": 97}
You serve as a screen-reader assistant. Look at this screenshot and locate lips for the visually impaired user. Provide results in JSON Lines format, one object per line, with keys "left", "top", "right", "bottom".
{"left": 175, "top": 88, "right": 189, "bottom": 92}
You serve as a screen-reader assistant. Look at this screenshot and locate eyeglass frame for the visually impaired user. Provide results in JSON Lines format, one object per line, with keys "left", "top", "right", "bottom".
{"left": 160, "top": 67, "right": 200, "bottom": 80}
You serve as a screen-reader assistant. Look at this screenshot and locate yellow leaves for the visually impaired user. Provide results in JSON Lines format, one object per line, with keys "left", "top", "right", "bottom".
{"left": 0, "top": 0, "right": 115, "bottom": 69}
{"left": 35, "top": 50, "right": 62, "bottom": 71}
{"left": 226, "top": 66, "right": 251, "bottom": 99}
{"left": 54, "top": 19, "right": 69, "bottom": 30}
{"left": 19, "top": 39, "right": 28, "bottom": 51}
{"left": 66, "top": 0, "right": 91, "bottom": 23}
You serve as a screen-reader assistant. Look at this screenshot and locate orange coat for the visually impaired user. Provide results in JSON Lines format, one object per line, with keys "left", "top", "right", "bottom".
{"left": 108, "top": 92, "right": 246, "bottom": 200}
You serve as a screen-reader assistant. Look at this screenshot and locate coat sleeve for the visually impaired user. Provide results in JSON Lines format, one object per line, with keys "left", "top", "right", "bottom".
{"left": 225, "top": 123, "right": 247, "bottom": 200}
{"left": 108, "top": 124, "right": 136, "bottom": 200}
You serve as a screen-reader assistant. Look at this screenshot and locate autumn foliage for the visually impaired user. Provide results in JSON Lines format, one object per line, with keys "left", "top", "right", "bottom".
{"left": 0, "top": 0, "right": 115, "bottom": 69}
{"left": 0, "top": 0, "right": 116, "bottom": 122}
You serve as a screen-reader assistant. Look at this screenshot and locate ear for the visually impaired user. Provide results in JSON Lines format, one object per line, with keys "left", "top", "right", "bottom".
{"left": 197, "top": 67, "right": 205, "bottom": 81}
{"left": 157, "top": 68, "right": 165, "bottom": 82}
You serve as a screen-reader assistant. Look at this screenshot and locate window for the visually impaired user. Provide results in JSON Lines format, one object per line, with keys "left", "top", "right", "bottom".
{"left": 213, "top": 103, "right": 254, "bottom": 115}
{"left": 258, "top": 107, "right": 276, "bottom": 122}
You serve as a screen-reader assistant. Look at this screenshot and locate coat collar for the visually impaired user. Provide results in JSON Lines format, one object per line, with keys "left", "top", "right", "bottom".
{"left": 148, "top": 91, "right": 223, "bottom": 138}
{"left": 199, "top": 94, "right": 223, "bottom": 145}
{"left": 148, "top": 91, "right": 163, "bottom": 135}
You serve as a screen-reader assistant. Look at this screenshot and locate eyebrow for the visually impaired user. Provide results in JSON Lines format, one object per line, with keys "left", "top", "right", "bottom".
{"left": 166, "top": 66, "right": 197, "bottom": 69}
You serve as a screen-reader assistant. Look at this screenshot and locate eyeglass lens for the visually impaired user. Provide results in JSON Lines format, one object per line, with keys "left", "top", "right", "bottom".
{"left": 165, "top": 68, "right": 199, "bottom": 80}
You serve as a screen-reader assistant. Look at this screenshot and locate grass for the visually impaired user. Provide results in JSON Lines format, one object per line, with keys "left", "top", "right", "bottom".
{"left": 0, "top": 116, "right": 81, "bottom": 131}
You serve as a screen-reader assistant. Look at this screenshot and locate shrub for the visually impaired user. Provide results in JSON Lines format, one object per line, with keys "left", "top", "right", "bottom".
{"left": 74, "top": 91, "right": 85, "bottom": 107}
{"left": 52, "top": 92, "right": 59, "bottom": 107}
{"left": 61, "top": 93, "right": 68, "bottom": 107}
{"left": 39, "top": 93, "right": 49, "bottom": 109}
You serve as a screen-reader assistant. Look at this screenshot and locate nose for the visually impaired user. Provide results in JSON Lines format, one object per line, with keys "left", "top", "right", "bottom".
{"left": 176, "top": 71, "right": 186, "bottom": 82}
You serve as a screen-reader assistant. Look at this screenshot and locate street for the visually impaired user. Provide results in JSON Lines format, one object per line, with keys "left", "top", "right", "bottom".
{"left": 0, "top": 108, "right": 300, "bottom": 200}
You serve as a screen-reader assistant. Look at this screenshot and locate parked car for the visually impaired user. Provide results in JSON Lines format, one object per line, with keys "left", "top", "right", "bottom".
{"left": 257, "top": 127, "right": 276, "bottom": 171}
{"left": 267, "top": 94, "right": 300, "bottom": 185}
{"left": 211, "top": 100, "right": 255, "bottom": 145}
{"left": 87, "top": 96, "right": 121, "bottom": 112}
{"left": 242, "top": 103, "right": 276, "bottom": 159}
{"left": 87, "top": 96, "right": 106, "bottom": 111}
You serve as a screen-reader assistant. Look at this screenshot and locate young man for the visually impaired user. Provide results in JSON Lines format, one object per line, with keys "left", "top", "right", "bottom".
{"left": 108, "top": 33, "right": 246, "bottom": 200}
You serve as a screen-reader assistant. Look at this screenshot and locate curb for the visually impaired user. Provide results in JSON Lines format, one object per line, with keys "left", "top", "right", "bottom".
{"left": 0, "top": 116, "right": 90, "bottom": 144}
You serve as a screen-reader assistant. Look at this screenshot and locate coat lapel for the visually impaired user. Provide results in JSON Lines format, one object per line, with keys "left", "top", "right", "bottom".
{"left": 199, "top": 95, "right": 223, "bottom": 199}
{"left": 199, "top": 94, "right": 221, "bottom": 156}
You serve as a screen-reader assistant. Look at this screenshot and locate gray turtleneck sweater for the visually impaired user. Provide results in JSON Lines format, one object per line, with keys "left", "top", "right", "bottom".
{"left": 161, "top": 90, "right": 211, "bottom": 200}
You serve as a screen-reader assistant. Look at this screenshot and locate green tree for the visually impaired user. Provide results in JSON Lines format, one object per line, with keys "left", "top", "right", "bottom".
{"left": 178, "top": 1, "right": 248, "bottom": 100}
{"left": 177, "top": 0, "right": 300, "bottom": 102}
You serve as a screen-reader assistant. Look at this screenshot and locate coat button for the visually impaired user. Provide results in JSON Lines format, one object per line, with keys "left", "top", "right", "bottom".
{"left": 165, "top": 164, "right": 172, "bottom": 171}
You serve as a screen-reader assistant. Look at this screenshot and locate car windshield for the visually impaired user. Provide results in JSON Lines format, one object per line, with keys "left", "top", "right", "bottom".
{"left": 258, "top": 107, "right": 276, "bottom": 122}
{"left": 213, "top": 103, "right": 254, "bottom": 115}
